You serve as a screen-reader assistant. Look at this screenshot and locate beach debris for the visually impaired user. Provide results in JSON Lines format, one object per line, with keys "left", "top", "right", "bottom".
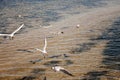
{"left": 0, "top": 24, "right": 24, "bottom": 40}
{"left": 52, "top": 65, "right": 74, "bottom": 77}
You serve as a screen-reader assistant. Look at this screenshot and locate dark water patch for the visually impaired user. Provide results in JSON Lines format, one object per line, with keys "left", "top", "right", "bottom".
{"left": 101, "top": 18, "right": 120, "bottom": 57}
{"left": 16, "top": 68, "right": 46, "bottom": 80}
{"left": 81, "top": 71, "right": 108, "bottom": 80}
{"left": 44, "top": 60, "right": 61, "bottom": 66}
{"left": 65, "top": 60, "right": 74, "bottom": 65}
{"left": 31, "top": 68, "right": 46, "bottom": 75}
{"left": 29, "top": 59, "right": 42, "bottom": 64}
{"left": 0, "top": 18, "right": 9, "bottom": 33}
{"left": 71, "top": 42, "right": 96, "bottom": 54}
{"left": 82, "top": 17, "right": 120, "bottom": 79}
{"left": 104, "top": 56, "right": 120, "bottom": 62}
{"left": 39, "top": 11, "right": 62, "bottom": 24}
{"left": 80, "top": 0, "right": 106, "bottom": 8}
{"left": 17, "top": 49, "right": 33, "bottom": 53}
{"left": 0, "top": 0, "right": 107, "bottom": 8}
{"left": 101, "top": 64, "right": 120, "bottom": 70}
{"left": 49, "top": 54, "right": 62, "bottom": 58}
{"left": 16, "top": 76, "right": 36, "bottom": 80}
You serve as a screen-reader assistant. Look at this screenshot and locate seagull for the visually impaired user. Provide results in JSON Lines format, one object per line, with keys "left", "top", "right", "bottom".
{"left": 35, "top": 37, "right": 48, "bottom": 58}
{"left": 52, "top": 66, "right": 74, "bottom": 77}
{"left": 0, "top": 24, "right": 24, "bottom": 40}
{"left": 76, "top": 24, "right": 80, "bottom": 28}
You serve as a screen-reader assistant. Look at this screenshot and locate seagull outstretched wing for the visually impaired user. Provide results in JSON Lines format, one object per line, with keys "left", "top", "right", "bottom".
{"left": 43, "top": 37, "right": 47, "bottom": 51}
{"left": 11, "top": 24, "right": 24, "bottom": 35}
{"left": 35, "top": 48, "right": 43, "bottom": 52}
{"left": 0, "top": 34, "right": 10, "bottom": 36}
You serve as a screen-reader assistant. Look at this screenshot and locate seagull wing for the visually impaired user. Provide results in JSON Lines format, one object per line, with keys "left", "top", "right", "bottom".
{"left": 11, "top": 24, "right": 24, "bottom": 35}
{"left": 43, "top": 37, "right": 47, "bottom": 51}
{"left": 0, "top": 34, "right": 10, "bottom": 36}
{"left": 35, "top": 48, "right": 43, "bottom": 52}
{"left": 60, "top": 69, "right": 74, "bottom": 77}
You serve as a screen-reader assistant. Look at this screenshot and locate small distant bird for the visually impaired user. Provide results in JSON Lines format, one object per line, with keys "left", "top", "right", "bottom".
{"left": 50, "top": 31, "right": 64, "bottom": 35}
{"left": 0, "top": 24, "right": 24, "bottom": 40}
{"left": 35, "top": 37, "right": 48, "bottom": 58}
{"left": 63, "top": 54, "right": 69, "bottom": 58}
{"left": 76, "top": 24, "right": 80, "bottom": 28}
{"left": 52, "top": 66, "right": 74, "bottom": 77}
{"left": 18, "top": 15, "right": 22, "bottom": 18}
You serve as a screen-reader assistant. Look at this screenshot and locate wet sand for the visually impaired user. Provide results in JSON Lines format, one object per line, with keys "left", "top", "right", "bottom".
{"left": 0, "top": 5, "right": 120, "bottom": 80}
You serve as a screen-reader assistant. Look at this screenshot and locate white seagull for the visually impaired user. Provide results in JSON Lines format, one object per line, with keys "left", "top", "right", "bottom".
{"left": 52, "top": 66, "right": 74, "bottom": 77}
{"left": 0, "top": 24, "right": 24, "bottom": 40}
{"left": 35, "top": 37, "right": 48, "bottom": 58}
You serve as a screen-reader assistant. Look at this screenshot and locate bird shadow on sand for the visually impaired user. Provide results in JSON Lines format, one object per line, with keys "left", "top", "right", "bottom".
{"left": 81, "top": 71, "right": 108, "bottom": 80}
{"left": 48, "top": 54, "right": 62, "bottom": 58}
{"left": 16, "top": 68, "right": 46, "bottom": 80}
{"left": 44, "top": 60, "right": 61, "bottom": 67}
{"left": 65, "top": 60, "right": 74, "bottom": 65}
{"left": 17, "top": 49, "right": 34, "bottom": 53}
{"left": 70, "top": 42, "right": 96, "bottom": 54}
{"left": 81, "top": 17, "right": 120, "bottom": 79}
{"left": 29, "top": 59, "right": 42, "bottom": 64}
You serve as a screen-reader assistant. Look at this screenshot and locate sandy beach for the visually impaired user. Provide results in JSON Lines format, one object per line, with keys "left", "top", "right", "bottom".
{"left": 0, "top": 0, "right": 120, "bottom": 80}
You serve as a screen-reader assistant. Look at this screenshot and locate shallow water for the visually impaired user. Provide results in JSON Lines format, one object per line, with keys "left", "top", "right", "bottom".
{"left": 0, "top": 0, "right": 120, "bottom": 33}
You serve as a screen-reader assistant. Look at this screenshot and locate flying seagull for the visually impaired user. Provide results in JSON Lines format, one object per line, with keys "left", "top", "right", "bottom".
{"left": 35, "top": 37, "right": 48, "bottom": 58}
{"left": 52, "top": 66, "right": 74, "bottom": 77}
{"left": 0, "top": 24, "right": 24, "bottom": 40}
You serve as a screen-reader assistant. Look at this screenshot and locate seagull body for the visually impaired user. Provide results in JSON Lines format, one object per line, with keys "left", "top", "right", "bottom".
{"left": 0, "top": 24, "right": 24, "bottom": 39}
{"left": 35, "top": 37, "right": 48, "bottom": 58}
{"left": 52, "top": 66, "right": 74, "bottom": 77}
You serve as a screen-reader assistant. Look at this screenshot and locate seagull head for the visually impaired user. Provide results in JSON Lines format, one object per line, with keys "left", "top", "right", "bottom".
{"left": 51, "top": 66, "right": 55, "bottom": 70}
{"left": 51, "top": 65, "right": 58, "bottom": 70}
{"left": 51, "top": 66, "right": 56, "bottom": 72}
